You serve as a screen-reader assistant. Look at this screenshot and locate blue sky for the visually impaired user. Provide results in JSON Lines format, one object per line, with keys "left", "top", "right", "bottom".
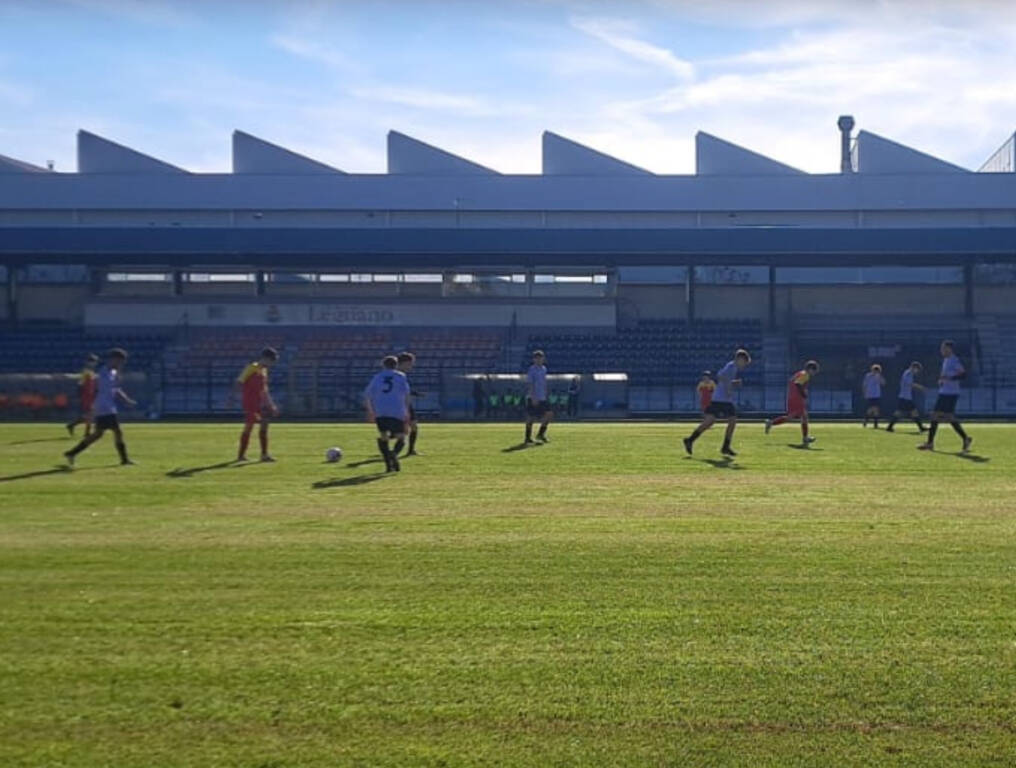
{"left": 3, "top": 0, "right": 1016, "bottom": 173}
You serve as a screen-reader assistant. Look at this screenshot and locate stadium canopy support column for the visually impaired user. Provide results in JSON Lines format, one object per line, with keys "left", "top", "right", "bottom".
{"left": 685, "top": 265, "right": 696, "bottom": 324}
{"left": 172, "top": 270, "right": 184, "bottom": 297}
{"left": 89, "top": 268, "right": 104, "bottom": 295}
{"left": 963, "top": 263, "right": 974, "bottom": 318}
{"left": 768, "top": 266, "right": 777, "bottom": 329}
{"left": 5, "top": 266, "right": 17, "bottom": 327}
{"left": 256, "top": 270, "right": 267, "bottom": 297}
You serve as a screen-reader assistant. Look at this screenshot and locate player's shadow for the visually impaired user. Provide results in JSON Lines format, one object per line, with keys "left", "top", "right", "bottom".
{"left": 0, "top": 465, "right": 74, "bottom": 483}
{"left": 951, "top": 452, "right": 990, "bottom": 463}
{"left": 345, "top": 457, "right": 384, "bottom": 468}
{"left": 695, "top": 457, "right": 745, "bottom": 470}
{"left": 787, "top": 444, "right": 824, "bottom": 451}
{"left": 502, "top": 442, "right": 541, "bottom": 453}
{"left": 312, "top": 473, "right": 390, "bottom": 489}
{"left": 165, "top": 461, "right": 253, "bottom": 478}
{"left": 6, "top": 437, "right": 71, "bottom": 446}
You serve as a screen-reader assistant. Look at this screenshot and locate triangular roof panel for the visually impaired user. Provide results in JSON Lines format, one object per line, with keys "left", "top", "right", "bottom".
{"left": 77, "top": 130, "right": 186, "bottom": 174}
{"left": 696, "top": 132, "right": 805, "bottom": 176}
{"left": 0, "top": 153, "right": 48, "bottom": 173}
{"left": 542, "top": 131, "right": 652, "bottom": 175}
{"left": 855, "top": 130, "right": 968, "bottom": 174}
{"left": 387, "top": 130, "right": 498, "bottom": 175}
{"left": 232, "top": 130, "right": 344, "bottom": 174}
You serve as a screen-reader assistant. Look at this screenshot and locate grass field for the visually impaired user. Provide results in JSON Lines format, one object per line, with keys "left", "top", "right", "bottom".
{"left": 1, "top": 420, "right": 1015, "bottom": 767}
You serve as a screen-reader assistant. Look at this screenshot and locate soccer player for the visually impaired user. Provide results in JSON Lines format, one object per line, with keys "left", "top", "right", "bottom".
{"left": 696, "top": 370, "right": 715, "bottom": 413}
{"left": 683, "top": 349, "right": 751, "bottom": 457}
{"left": 230, "top": 347, "right": 279, "bottom": 463}
{"left": 364, "top": 355, "right": 411, "bottom": 472}
{"left": 919, "top": 340, "right": 972, "bottom": 452}
{"left": 63, "top": 348, "right": 136, "bottom": 467}
{"left": 765, "top": 360, "right": 820, "bottom": 445}
{"left": 65, "top": 353, "right": 99, "bottom": 437}
{"left": 886, "top": 361, "right": 926, "bottom": 433}
{"left": 525, "top": 350, "right": 552, "bottom": 443}
{"left": 861, "top": 364, "right": 887, "bottom": 428}
{"left": 396, "top": 351, "right": 422, "bottom": 456}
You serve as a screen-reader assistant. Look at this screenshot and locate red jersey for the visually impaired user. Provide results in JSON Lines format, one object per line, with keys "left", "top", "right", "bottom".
{"left": 697, "top": 379, "right": 716, "bottom": 410}
{"left": 237, "top": 362, "right": 269, "bottom": 412}
{"left": 787, "top": 369, "right": 811, "bottom": 412}
{"left": 78, "top": 368, "right": 97, "bottom": 407}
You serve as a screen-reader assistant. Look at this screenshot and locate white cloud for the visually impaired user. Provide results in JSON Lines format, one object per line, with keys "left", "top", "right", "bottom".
{"left": 570, "top": 15, "right": 695, "bottom": 80}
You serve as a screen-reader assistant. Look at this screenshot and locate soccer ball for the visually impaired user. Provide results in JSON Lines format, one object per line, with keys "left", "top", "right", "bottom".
{"left": 325, "top": 447, "right": 343, "bottom": 463}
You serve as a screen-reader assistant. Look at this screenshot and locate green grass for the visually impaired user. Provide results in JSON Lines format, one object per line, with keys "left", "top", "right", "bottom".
{"left": 1, "top": 421, "right": 1015, "bottom": 767}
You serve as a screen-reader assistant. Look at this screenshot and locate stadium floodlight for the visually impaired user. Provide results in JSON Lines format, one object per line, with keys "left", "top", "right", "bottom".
{"left": 593, "top": 373, "right": 628, "bottom": 381}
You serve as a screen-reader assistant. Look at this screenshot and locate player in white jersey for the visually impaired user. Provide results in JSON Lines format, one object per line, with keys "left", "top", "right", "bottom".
{"left": 364, "top": 356, "right": 411, "bottom": 472}
{"left": 525, "top": 350, "right": 552, "bottom": 444}
{"left": 861, "top": 364, "right": 887, "bottom": 428}
{"left": 683, "top": 348, "right": 751, "bottom": 457}
{"left": 396, "top": 351, "right": 422, "bottom": 456}
{"left": 63, "top": 347, "right": 137, "bottom": 467}
{"left": 919, "top": 340, "right": 972, "bottom": 452}
{"left": 886, "top": 361, "right": 926, "bottom": 433}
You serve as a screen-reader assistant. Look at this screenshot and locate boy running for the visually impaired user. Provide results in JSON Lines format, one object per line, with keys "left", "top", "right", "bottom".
{"left": 396, "top": 351, "right": 422, "bottom": 456}
{"left": 63, "top": 348, "right": 136, "bottom": 466}
{"left": 525, "top": 350, "right": 552, "bottom": 444}
{"left": 696, "top": 370, "right": 715, "bottom": 413}
{"left": 66, "top": 353, "right": 99, "bottom": 436}
{"left": 364, "top": 356, "right": 411, "bottom": 472}
{"left": 862, "top": 364, "right": 887, "bottom": 428}
{"left": 230, "top": 347, "right": 279, "bottom": 462}
{"left": 919, "top": 340, "right": 972, "bottom": 452}
{"left": 765, "top": 360, "right": 820, "bottom": 445}
{"left": 886, "top": 362, "right": 926, "bottom": 433}
{"left": 683, "top": 349, "right": 751, "bottom": 457}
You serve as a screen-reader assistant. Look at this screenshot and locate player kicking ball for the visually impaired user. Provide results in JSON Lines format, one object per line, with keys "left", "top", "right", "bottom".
{"left": 886, "top": 361, "right": 926, "bottom": 433}
{"left": 684, "top": 349, "right": 750, "bottom": 457}
{"left": 364, "top": 356, "right": 411, "bottom": 473}
{"left": 63, "top": 348, "right": 136, "bottom": 467}
{"left": 765, "top": 360, "right": 820, "bottom": 445}
{"left": 229, "top": 347, "right": 279, "bottom": 463}
{"left": 396, "top": 351, "right": 422, "bottom": 456}
{"left": 919, "top": 340, "right": 972, "bottom": 453}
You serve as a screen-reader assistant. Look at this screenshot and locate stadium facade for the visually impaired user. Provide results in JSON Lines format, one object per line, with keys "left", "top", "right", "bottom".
{"left": 1, "top": 119, "right": 1015, "bottom": 417}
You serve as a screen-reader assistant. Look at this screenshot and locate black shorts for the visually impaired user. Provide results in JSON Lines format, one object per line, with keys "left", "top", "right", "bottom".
{"left": 375, "top": 417, "right": 405, "bottom": 436}
{"left": 933, "top": 395, "right": 959, "bottom": 414}
{"left": 705, "top": 401, "right": 736, "bottom": 419}
{"left": 95, "top": 414, "right": 120, "bottom": 431}
{"left": 527, "top": 400, "right": 550, "bottom": 418}
{"left": 866, "top": 398, "right": 881, "bottom": 408}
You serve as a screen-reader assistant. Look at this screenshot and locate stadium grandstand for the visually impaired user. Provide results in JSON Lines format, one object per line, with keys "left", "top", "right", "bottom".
{"left": 2, "top": 117, "right": 1016, "bottom": 420}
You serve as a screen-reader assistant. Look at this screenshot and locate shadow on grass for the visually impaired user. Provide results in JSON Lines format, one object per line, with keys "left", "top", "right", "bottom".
{"left": 345, "top": 457, "right": 384, "bottom": 468}
{"left": 694, "top": 456, "right": 745, "bottom": 470}
{"left": 502, "top": 442, "right": 541, "bottom": 453}
{"left": 312, "top": 473, "right": 391, "bottom": 489}
{"left": 787, "top": 444, "right": 824, "bottom": 451}
{"left": 166, "top": 461, "right": 253, "bottom": 478}
{"left": 951, "top": 452, "right": 990, "bottom": 463}
{"left": 0, "top": 465, "right": 75, "bottom": 483}
{"left": 6, "top": 436, "right": 73, "bottom": 446}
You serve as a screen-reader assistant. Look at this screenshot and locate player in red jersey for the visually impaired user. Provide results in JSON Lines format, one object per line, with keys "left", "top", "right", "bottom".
{"left": 765, "top": 360, "right": 820, "bottom": 445}
{"left": 229, "top": 347, "right": 279, "bottom": 462}
{"left": 696, "top": 370, "right": 715, "bottom": 413}
{"left": 66, "top": 353, "right": 100, "bottom": 437}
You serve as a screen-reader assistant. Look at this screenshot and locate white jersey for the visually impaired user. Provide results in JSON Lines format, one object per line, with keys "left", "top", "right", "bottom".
{"left": 527, "top": 364, "right": 548, "bottom": 401}
{"left": 713, "top": 360, "right": 738, "bottom": 403}
{"left": 862, "top": 373, "right": 883, "bottom": 399}
{"left": 94, "top": 365, "right": 122, "bottom": 417}
{"left": 939, "top": 356, "right": 964, "bottom": 396}
{"left": 898, "top": 369, "right": 916, "bottom": 400}
{"left": 364, "top": 369, "right": 410, "bottom": 420}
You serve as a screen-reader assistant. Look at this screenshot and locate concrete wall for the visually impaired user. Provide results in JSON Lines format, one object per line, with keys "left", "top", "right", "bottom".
{"left": 19, "top": 285, "right": 90, "bottom": 323}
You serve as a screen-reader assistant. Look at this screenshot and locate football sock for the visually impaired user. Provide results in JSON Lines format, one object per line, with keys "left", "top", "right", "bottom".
{"left": 951, "top": 422, "right": 968, "bottom": 439}
{"left": 801, "top": 422, "right": 809, "bottom": 439}
{"left": 927, "top": 421, "right": 939, "bottom": 445}
{"left": 115, "top": 439, "right": 129, "bottom": 463}
{"left": 525, "top": 423, "right": 533, "bottom": 441}
{"left": 408, "top": 427, "right": 418, "bottom": 453}
{"left": 238, "top": 430, "right": 251, "bottom": 457}
{"left": 393, "top": 438, "right": 405, "bottom": 456}
{"left": 259, "top": 430, "right": 268, "bottom": 456}
{"left": 66, "top": 437, "right": 89, "bottom": 457}
{"left": 537, "top": 424, "right": 547, "bottom": 438}
{"left": 874, "top": 417, "right": 879, "bottom": 429}
{"left": 772, "top": 415, "right": 788, "bottom": 426}
{"left": 913, "top": 418, "right": 924, "bottom": 430}
{"left": 887, "top": 416, "right": 897, "bottom": 429}
{"left": 376, "top": 438, "right": 391, "bottom": 460}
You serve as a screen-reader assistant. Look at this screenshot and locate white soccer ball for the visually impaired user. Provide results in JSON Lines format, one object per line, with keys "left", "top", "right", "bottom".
{"left": 325, "top": 447, "right": 343, "bottom": 463}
